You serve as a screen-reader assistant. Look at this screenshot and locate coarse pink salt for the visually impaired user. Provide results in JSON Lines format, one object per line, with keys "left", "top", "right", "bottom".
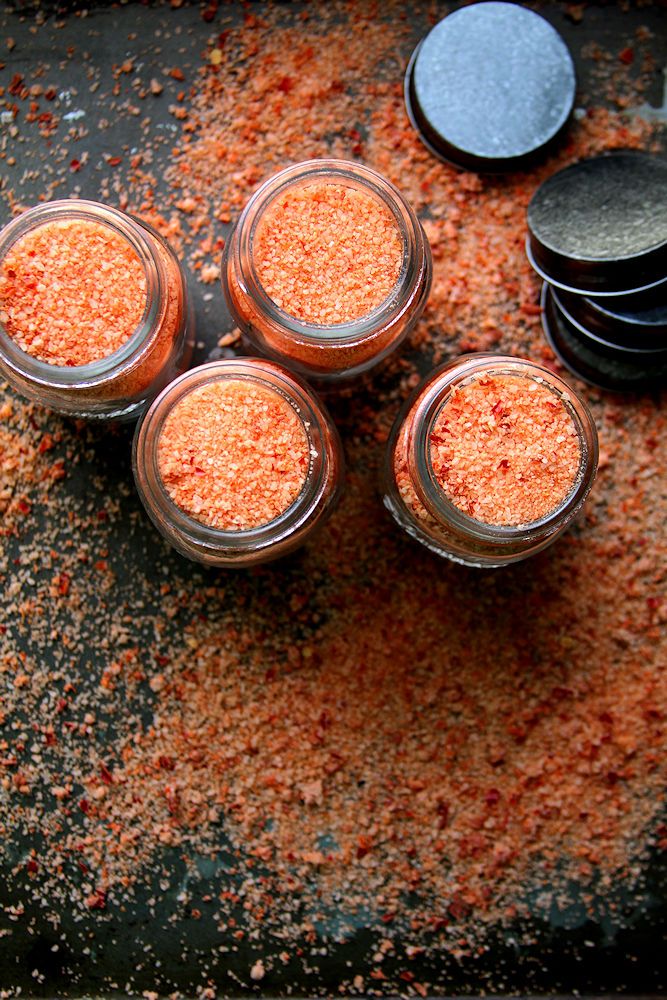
{"left": 157, "top": 378, "right": 310, "bottom": 531}
{"left": 0, "top": 218, "right": 147, "bottom": 366}
{"left": 429, "top": 373, "right": 581, "bottom": 525}
{"left": 253, "top": 181, "right": 403, "bottom": 325}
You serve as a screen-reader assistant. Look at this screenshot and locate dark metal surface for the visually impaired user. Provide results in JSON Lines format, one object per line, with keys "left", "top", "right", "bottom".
{"left": 405, "top": 1, "right": 575, "bottom": 171}
{"left": 555, "top": 285, "right": 667, "bottom": 349}
{"left": 527, "top": 150, "right": 667, "bottom": 294}
{"left": 542, "top": 282, "right": 667, "bottom": 391}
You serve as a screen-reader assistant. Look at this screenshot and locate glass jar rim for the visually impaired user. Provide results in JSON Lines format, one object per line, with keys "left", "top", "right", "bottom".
{"left": 234, "top": 158, "right": 424, "bottom": 343}
{"left": 0, "top": 199, "right": 166, "bottom": 387}
{"left": 134, "top": 359, "right": 332, "bottom": 551}
{"left": 410, "top": 355, "right": 599, "bottom": 543}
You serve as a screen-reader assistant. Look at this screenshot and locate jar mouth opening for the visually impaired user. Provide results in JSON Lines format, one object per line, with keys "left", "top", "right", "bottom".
{"left": 139, "top": 362, "right": 327, "bottom": 548}
{"left": 238, "top": 159, "right": 420, "bottom": 343}
{"left": 415, "top": 363, "right": 595, "bottom": 540}
{"left": 0, "top": 200, "right": 164, "bottom": 387}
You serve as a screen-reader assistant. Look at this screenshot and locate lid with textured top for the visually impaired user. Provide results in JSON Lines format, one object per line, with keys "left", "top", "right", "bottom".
{"left": 404, "top": 2, "right": 575, "bottom": 172}
{"left": 528, "top": 151, "right": 667, "bottom": 294}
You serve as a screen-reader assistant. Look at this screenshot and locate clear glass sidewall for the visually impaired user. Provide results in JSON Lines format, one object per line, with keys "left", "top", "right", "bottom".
{"left": 0, "top": 199, "right": 192, "bottom": 421}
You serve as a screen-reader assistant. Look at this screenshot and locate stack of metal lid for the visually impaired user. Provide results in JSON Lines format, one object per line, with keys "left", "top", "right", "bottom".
{"left": 527, "top": 150, "right": 667, "bottom": 390}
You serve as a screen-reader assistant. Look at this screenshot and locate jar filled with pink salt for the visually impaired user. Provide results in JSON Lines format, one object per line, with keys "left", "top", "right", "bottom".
{"left": 0, "top": 200, "right": 193, "bottom": 421}
{"left": 221, "top": 159, "right": 432, "bottom": 384}
{"left": 383, "top": 355, "right": 598, "bottom": 567}
{"left": 132, "top": 358, "right": 344, "bottom": 567}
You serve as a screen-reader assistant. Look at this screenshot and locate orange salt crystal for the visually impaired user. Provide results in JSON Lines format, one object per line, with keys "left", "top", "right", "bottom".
{"left": 0, "top": 218, "right": 147, "bottom": 366}
{"left": 253, "top": 181, "right": 403, "bottom": 325}
{"left": 157, "top": 378, "right": 310, "bottom": 531}
{"left": 429, "top": 373, "right": 581, "bottom": 526}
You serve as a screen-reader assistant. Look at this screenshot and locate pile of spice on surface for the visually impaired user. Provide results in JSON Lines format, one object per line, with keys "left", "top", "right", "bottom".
{"left": 157, "top": 378, "right": 309, "bottom": 530}
{"left": 0, "top": 2, "right": 665, "bottom": 998}
{"left": 253, "top": 182, "right": 403, "bottom": 324}
{"left": 429, "top": 373, "right": 581, "bottom": 525}
{"left": 0, "top": 218, "right": 146, "bottom": 365}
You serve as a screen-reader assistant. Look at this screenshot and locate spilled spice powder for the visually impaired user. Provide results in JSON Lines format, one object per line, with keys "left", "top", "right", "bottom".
{"left": 157, "top": 378, "right": 309, "bottom": 530}
{"left": 0, "top": 218, "right": 146, "bottom": 366}
{"left": 0, "top": 1, "right": 665, "bottom": 995}
{"left": 253, "top": 181, "right": 403, "bottom": 325}
{"left": 430, "top": 373, "right": 581, "bottom": 525}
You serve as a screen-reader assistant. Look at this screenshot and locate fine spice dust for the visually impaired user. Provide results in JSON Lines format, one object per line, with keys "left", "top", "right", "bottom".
{"left": 0, "top": 219, "right": 146, "bottom": 366}
{"left": 253, "top": 182, "right": 403, "bottom": 325}
{"left": 157, "top": 378, "right": 309, "bottom": 531}
{"left": 0, "top": 2, "right": 665, "bottom": 998}
{"left": 429, "top": 374, "right": 581, "bottom": 525}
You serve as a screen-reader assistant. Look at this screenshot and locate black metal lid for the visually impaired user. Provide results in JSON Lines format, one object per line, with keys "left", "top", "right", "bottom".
{"left": 527, "top": 150, "right": 667, "bottom": 295}
{"left": 541, "top": 283, "right": 667, "bottom": 391}
{"left": 555, "top": 284, "right": 667, "bottom": 350}
{"left": 404, "top": 2, "right": 575, "bottom": 172}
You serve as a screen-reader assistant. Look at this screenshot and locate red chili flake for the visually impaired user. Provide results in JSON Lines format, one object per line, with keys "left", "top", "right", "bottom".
{"left": 485, "top": 788, "right": 501, "bottom": 807}
{"left": 643, "top": 706, "right": 662, "bottom": 721}
{"left": 619, "top": 47, "right": 634, "bottom": 65}
{"left": 26, "top": 859, "right": 38, "bottom": 874}
{"left": 165, "top": 788, "right": 180, "bottom": 815}
{"left": 38, "top": 433, "right": 55, "bottom": 452}
{"left": 436, "top": 800, "right": 450, "bottom": 829}
{"left": 16, "top": 498, "right": 31, "bottom": 515}
{"left": 57, "top": 573, "right": 71, "bottom": 596}
{"left": 155, "top": 654, "right": 170, "bottom": 667}
{"left": 552, "top": 686, "right": 574, "bottom": 700}
{"left": 85, "top": 889, "right": 107, "bottom": 910}
{"left": 107, "top": 156, "right": 122, "bottom": 167}
{"left": 201, "top": 2, "right": 218, "bottom": 22}
{"left": 356, "top": 835, "right": 373, "bottom": 859}
{"left": 447, "top": 895, "right": 472, "bottom": 920}
{"left": 507, "top": 723, "right": 527, "bottom": 744}
{"left": 69, "top": 158, "right": 81, "bottom": 173}
{"left": 99, "top": 763, "right": 114, "bottom": 785}
{"left": 169, "top": 67, "right": 185, "bottom": 81}
{"left": 520, "top": 302, "right": 542, "bottom": 316}
{"left": 158, "top": 755, "right": 176, "bottom": 771}
{"left": 277, "top": 76, "right": 293, "bottom": 94}
{"left": 79, "top": 798, "right": 90, "bottom": 814}
{"left": 8, "top": 73, "right": 24, "bottom": 96}
{"left": 55, "top": 697, "right": 68, "bottom": 714}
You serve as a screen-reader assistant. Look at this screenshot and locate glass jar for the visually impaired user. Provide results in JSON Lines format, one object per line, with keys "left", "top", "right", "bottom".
{"left": 221, "top": 159, "right": 432, "bottom": 384}
{"left": 383, "top": 355, "right": 599, "bottom": 567}
{"left": 0, "top": 199, "right": 193, "bottom": 421}
{"left": 132, "top": 358, "right": 344, "bottom": 567}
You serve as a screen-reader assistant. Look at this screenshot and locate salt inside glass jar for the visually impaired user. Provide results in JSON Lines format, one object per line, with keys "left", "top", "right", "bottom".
{"left": 383, "top": 355, "right": 599, "bottom": 567}
{"left": 0, "top": 199, "right": 193, "bottom": 421}
{"left": 221, "top": 159, "right": 432, "bottom": 384}
{"left": 132, "top": 358, "right": 344, "bottom": 567}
